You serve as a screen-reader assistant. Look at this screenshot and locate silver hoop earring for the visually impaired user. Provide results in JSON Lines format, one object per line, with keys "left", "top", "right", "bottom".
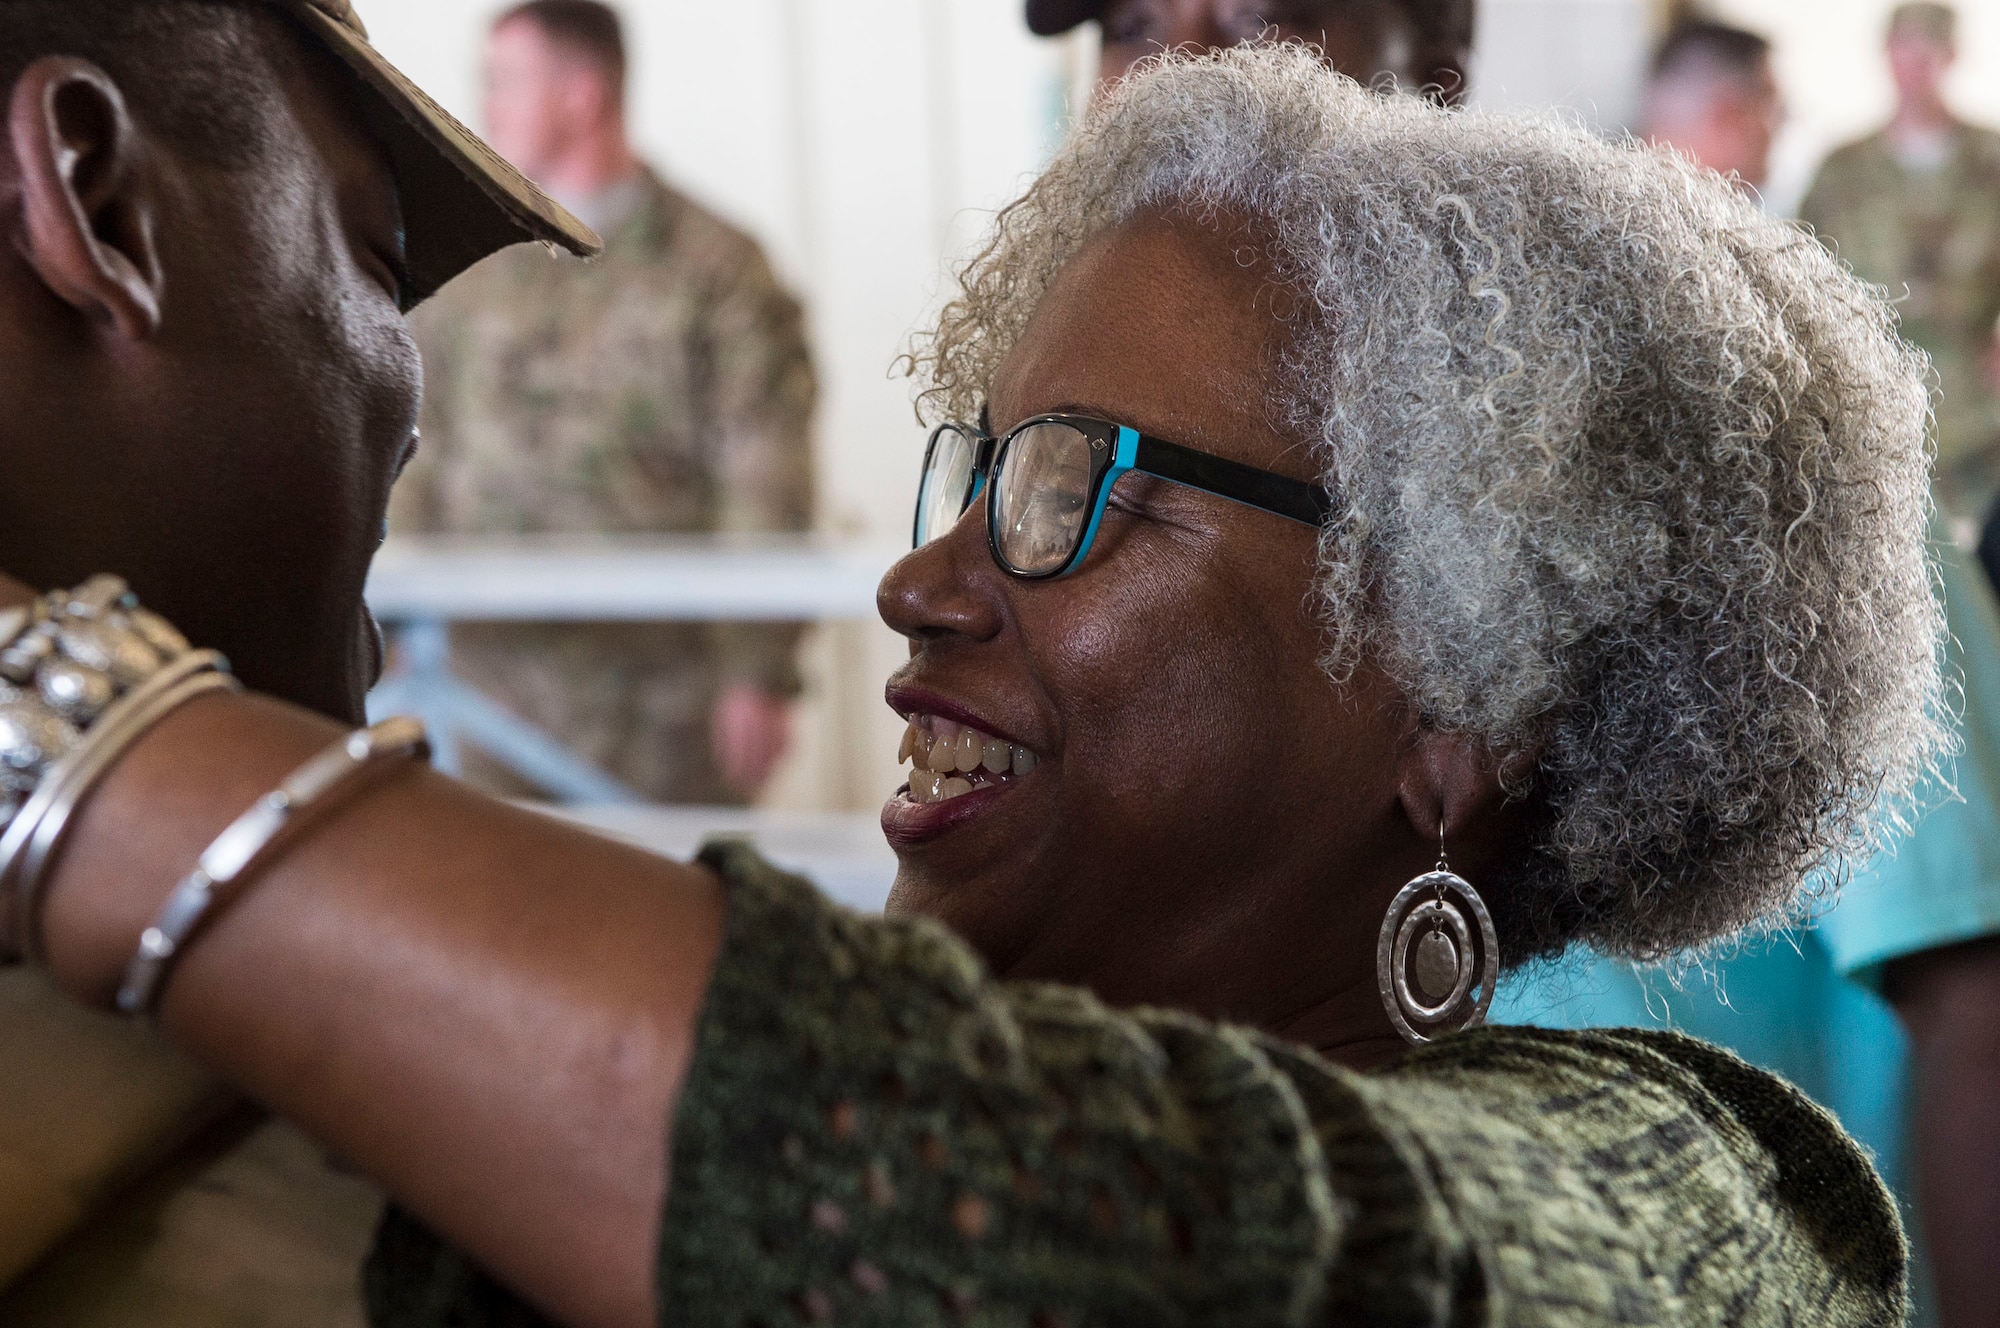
{"left": 1376, "top": 832, "right": 1499, "bottom": 1045}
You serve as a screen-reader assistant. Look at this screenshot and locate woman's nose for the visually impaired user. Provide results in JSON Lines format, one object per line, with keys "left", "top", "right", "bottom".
{"left": 877, "top": 508, "right": 1006, "bottom": 647}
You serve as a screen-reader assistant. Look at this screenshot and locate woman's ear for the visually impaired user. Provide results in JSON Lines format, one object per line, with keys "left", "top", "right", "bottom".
{"left": 8, "top": 57, "right": 164, "bottom": 340}
{"left": 1392, "top": 726, "right": 1527, "bottom": 869}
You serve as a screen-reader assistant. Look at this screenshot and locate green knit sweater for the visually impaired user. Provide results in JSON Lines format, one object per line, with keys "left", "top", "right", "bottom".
{"left": 365, "top": 843, "right": 1907, "bottom": 1327}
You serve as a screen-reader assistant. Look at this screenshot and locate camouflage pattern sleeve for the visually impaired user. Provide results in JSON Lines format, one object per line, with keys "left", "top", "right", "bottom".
{"left": 386, "top": 296, "right": 461, "bottom": 537}
{"left": 1797, "top": 168, "right": 1830, "bottom": 240}
{"left": 1798, "top": 140, "right": 1846, "bottom": 234}
{"left": 700, "top": 233, "right": 817, "bottom": 697}
{"left": 1796, "top": 129, "right": 2000, "bottom": 518}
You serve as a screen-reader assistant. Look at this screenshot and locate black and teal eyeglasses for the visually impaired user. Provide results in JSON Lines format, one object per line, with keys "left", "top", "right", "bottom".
{"left": 913, "top": 413, "right": 1334, "bottom": 579}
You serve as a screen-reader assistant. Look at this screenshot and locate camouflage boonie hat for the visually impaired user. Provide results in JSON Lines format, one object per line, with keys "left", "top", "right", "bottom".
{"left": 270, "top": 0, "right": 601, "bottom": 301}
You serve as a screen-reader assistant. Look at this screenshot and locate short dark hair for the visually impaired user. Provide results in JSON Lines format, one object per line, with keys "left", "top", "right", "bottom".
{"left": 1650, "top": 18, "right": 1772, "bottom": 88}
{"left": 1887, "top": 2, "right": 1954, "bottom": 46}
{"left": 0, "top": 0, "right": 293, "bottom": 169}
{"left": 496, "top": 0, "right": 626, "bottom": 90}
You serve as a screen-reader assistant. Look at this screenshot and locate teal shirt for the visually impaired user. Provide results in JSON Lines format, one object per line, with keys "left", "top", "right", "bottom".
{"left": 1820, "top": 535, "right": 2000, "bottom": 980}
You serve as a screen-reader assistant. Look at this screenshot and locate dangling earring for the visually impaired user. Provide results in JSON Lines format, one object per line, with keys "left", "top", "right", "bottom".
{"left": 1377, "top": 822, "right": 1499, "bottom": 1045}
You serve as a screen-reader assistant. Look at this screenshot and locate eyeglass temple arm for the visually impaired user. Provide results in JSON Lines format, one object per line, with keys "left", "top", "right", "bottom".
{"left": 1131, "top": 434, "right": 1333, "bottom": 526}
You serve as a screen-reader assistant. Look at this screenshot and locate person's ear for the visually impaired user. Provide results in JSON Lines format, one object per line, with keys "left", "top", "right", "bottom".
{"left": 1392, "top": 726, "right": 1528, "bottom": 870}
{"left": 7, "top": 57, "right": 164, "bottom": 340}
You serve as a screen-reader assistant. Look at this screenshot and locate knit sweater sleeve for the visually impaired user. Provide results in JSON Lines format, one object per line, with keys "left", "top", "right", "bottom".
{"left": 1270, "top": 1027, "right": 1907, "bottom": 1326}
{"left": 364, "top": 845, "right": 1906, "bottom": 1328}
{"left": 655, "top": 843, "right": 1343, "bottom": 1327}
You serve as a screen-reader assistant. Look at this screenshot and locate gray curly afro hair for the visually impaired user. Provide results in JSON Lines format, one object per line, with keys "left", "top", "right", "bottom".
{"left": 909, "top": 46, "right": 1946, "bottom": 964}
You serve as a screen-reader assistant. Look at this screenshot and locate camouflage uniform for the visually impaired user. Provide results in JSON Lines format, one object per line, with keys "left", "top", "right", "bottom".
{"left": 392, "top": 169, "right": 816, "bottom": 805}
{"left": 1801, "top": 123, "right": 2000, "bottom": 521}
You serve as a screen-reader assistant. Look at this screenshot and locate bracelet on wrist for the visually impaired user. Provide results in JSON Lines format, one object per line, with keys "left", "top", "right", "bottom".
{"left": 117, "top": 715, "right": 430, "bottom": 1021}
{"left": 0, "top": 577, "right": 238, "bottom": 966}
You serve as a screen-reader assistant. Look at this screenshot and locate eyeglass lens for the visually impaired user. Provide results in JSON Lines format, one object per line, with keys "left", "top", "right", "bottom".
{"left": 914, "top": 424, "right": 978, "bottom": 548}
{"left": 992, "top": 421, "right": 1096, "bottom": 576}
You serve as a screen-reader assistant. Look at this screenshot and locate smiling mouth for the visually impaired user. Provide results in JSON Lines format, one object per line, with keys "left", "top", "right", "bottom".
{"left": 898, "top": 714, "right": 1040, "bottom": 804}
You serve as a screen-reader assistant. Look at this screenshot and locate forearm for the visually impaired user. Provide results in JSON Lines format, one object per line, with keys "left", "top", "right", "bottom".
{"left": 35, "top": 691, "right": 727, "bottom": 1328}
{"left": 1886, "top": 938, "right": 2000, "bottom": 1328}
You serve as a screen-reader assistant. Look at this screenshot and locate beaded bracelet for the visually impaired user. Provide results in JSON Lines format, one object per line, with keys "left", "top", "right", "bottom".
{"left": 0, "top": 577, "right": 236, "bottom": 966}
{"left": 117, "top": 715, "right": 430, "bottom": 1020}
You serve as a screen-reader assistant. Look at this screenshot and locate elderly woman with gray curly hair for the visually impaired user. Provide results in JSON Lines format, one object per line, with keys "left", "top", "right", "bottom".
{"left": 0, "top": 36, "right": 1941, "bottom": 1328}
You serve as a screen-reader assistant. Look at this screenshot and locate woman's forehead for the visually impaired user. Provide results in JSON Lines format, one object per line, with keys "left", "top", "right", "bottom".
{"left": 988, "top": 214, "right": 1293, "bottom": 467}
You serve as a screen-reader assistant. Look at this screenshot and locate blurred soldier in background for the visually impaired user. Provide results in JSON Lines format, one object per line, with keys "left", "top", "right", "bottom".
{"left": 1027, "top": 0, "right": 1475, "bottom": 101}
{"left": 392, "top": 0, "right": 815, "bottom": 805}
{"left": 1494, "top": 18, "right": 2000, "bottom": 1327}
{"left": 1640, "top": 18, "right": 1780, "bottom": 189}
{"left": 1801, "top": 1, "right": 2000, "bottom": 532}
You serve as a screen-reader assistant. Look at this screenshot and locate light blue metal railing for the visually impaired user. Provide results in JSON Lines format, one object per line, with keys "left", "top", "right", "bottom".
{"left": 365, "top": 537, "right": 898, "bottom": 804}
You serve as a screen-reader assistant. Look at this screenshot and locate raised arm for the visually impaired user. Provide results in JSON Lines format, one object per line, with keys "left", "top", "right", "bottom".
{"left": 27, "top": 684, "right": 726, "bottom": 1328}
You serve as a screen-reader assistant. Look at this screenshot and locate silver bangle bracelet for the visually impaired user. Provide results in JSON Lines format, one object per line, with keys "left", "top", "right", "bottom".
{"left": 2, "top": 654, "right": 238, "bottom": 967}
{"left": 117, "top": 715, "right": 430, "bottom": 1020}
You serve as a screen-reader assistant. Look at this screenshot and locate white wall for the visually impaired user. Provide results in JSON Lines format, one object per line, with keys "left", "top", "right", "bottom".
{"left": 1470, "top": 0, "right": 1651, "bottom": 131}
{"left": 360, "top": 0, "right": 1091, "bottom": 813}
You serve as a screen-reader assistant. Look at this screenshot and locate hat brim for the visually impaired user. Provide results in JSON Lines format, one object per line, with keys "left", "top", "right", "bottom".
{"left": 1026, "top": 0, "right": 1105, "bottom": 37}
{"left": 282, "top": 2, "right": 601, "bottom": 304}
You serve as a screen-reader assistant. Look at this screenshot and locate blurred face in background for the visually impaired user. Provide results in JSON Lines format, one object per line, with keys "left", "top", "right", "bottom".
{"left": 1645, "top": 55, "right": 1783, "bottom": 190}
{"left": 1887, "top": 26, "right": 1954, "bottom": 111}
{"left": 1097, "top": 0, "right": 1400, "bottom": 81}
{"left": 482, "top": 16, "right": 618, "bottom": 181}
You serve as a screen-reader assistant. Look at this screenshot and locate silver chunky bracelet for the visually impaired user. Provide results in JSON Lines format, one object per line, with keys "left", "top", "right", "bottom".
{"left": 117, "top": 715, "right": 430, "bottom": 1020}
{"left": 0, "top": 577, "right": 238, "bottom": 966}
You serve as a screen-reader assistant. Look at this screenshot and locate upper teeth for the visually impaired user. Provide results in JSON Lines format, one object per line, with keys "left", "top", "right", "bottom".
{"left": 899, "top": 715, "right": 1038, "bottom": 803}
